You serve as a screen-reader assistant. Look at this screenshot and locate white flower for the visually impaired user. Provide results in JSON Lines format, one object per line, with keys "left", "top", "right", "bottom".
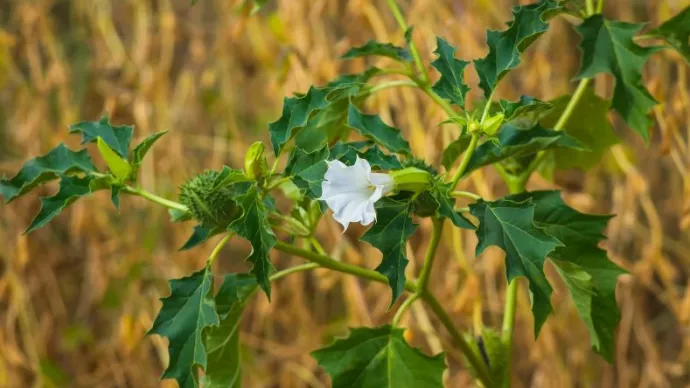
{"left": 319, "top": 156, "right": 394, "bottom": 231}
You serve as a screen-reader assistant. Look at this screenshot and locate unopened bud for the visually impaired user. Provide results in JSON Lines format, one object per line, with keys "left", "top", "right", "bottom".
{"left": 481, "top": 113, "right": 504, "bottom": 136}
{"left": 389, "top": 167, "right": 431, "bottom": 193}
{"left": 244, "top": 141, "right": 268, "bottom": 179}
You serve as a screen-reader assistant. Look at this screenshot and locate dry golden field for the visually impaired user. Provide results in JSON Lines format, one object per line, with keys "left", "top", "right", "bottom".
{"left": 1, "top": 0, "right": 690, "bottom": 387}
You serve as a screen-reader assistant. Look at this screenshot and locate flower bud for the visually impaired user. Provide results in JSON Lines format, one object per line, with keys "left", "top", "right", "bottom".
{"left": 481, "top": 113, "right": 504, "bottom": 136}
{"left": 244, "top": 141, "right": 268, "bottom": 179}
{"left": 389, "top": 167, "right": 431, "bottom": 193}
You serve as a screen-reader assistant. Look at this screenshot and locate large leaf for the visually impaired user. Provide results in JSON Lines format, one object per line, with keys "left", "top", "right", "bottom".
{"left": 312, "top": 325, "right": 446, "bottom": 388}
{"left": 431, "top": 37, "right": 470, "bottom": 108}
{"left": 330, "top": 142, "right": 401, "bottom": 170}
{"left": 342, "top": 40, "right": 412, "bottom": 62}
{"left": 506, "top": 190, "right": 625, "bottom": 361}
{"left": 540, "top": 87, "right": 618, "bottom": 171}
{"left": 347, "top": 104, "right": 411, "bottom": 154}
{"left": 575, "top": 15, "right": 658, "bottom": 141}
{"left": 285, "top": 145, "right": 329, "bottom": 198}
{"left": 228, "top": 185, "right": 277, "bottom": 299}
{"left": 469, "top": 198, "right": 563, "bottom": 335}
{"left": 149, "top": 267, "right": 219, "bottom": 388}
{"left": 269, "top": 87, "right": 330, "bottom": 156}
{"left": 360, "top": 198, "right": 418, "bottom": 304}
{"left": 499, "top": 96, "right": 553, "bottom": 127}
{"left": 649, "top": 6, "right": 690, "bottom": 64}
{"left": 475, "top": 0, "right": 562, "bottom": 97}
{"left": 0, "top": 143, "right": 97, "bottom": 203}
{"left": 204, "top": 274, "right": 258, "bottom": 388}
{"left": 69, "top": 114, "right": 134, "bottom": 158}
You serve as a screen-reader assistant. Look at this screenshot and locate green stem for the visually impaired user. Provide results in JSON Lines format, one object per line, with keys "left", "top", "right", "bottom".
{"left": 385, "top": 0, "right": 429, "bottom": 84}
{"left": 502, "top": 280, "right": 519, "bottom": 343}
{"left": 450, "top": 191, "right": 481, "bottom": 201}
{"left": 392, "top": 293, "right": 420, "bottom": 326}
{"left": 207, "top": 233, "right": 233, "bottom": 266}
{"left": 367, "top": 79, "right": 419, "bottom": 94}
{"left": 421, "top": 84, "right": 459, "bottom": 118}
{"left": 585, "top": 0, "right": 594, "bottom": 15}
{"left": 480, "top": 90, "right": 496, "bottom": 124}
{"left": 270, "top": 263, "right": 320, "bottom": 282}
{"left": 265, "top": 176, "right": 292, "bottom": 190}
{"left": 121, "top": 186, "right": 189, "bottom": 212}
{"left": 596, "top": 0, "right": 604, "bottom": 13}
{"left": 417, "top": 218, "right": 444, "bottom": 291}
{"left": 449, "top": 133, "right": 480, "bottom": 189}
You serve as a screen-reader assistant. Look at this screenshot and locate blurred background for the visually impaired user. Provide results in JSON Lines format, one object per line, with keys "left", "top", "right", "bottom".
{"left": 1, "top": 0, "right": 689, "bottom": 387}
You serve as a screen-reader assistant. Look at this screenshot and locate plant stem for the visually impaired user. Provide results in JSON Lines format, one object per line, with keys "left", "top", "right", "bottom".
{"left": 270, "top": 263, "right": 320, "bottom": 282}
{"left": 274, "top": 241, "right": 418, "bottom": 292}
{"left": 450, "top": 191, "right": 481, "bottom": 200}
{"left": 367, "top": 79, "right": 419, "bottom": 94}
{"left": 385, "top": 0, "right": 429, "bottom": 84}
{"left": 585, "top": 0, "right": 594, "bottom": 15}
{"left": 449, "top": 133, "right": 480, "bottom": 189}
{"left": 121, "top": 186, "right": 189, "bottom": 212}
{"left": 392, "top": 293, "right": 420, "bottom": 326}
{"left": 502, "top": 280, "right": 519, "bottom": 343}
{"left": 480, "top": 90, "right": 496, "bottom": 124}
{"left": 207, "top": 233, "right": 233, "bottom": 266}
{"left": 596, "top": 0, "right": 604, "bottom": 13}
{"left": 417, "top": 218, "right": 444, "bottom": 291}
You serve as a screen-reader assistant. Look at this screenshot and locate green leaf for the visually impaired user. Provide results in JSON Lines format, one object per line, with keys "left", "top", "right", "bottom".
{"left": 475, "top": 0, "right": 562, "bottom": 97}
{"left": 25, "top": 175, "right": 104, "bottom": 234}
{"left": 228, "top": 185, "right": 277, "bottom": 299}
{"left": 463, "top": 124, "right": 585, "bottom": 176}
{"left": 0, "top": 143, "right": 97, "bottom": 203}
{"left": 285, "top": 145, "right": 329, "bottom": 198}
{"left": 347, "top": 104, "right": 411, "bottom": 154}
{"left": 431, "top": 182, "right": 475, "bottom": 229}
{"left": 211, "top": 166, "right": 250, "bottom": 190}
{"left": 170, "top": 208, "right": 194, "bottom": 223}
{"left": 149, "top": 267, "right": 219, "bottom": 388}
{"left": 111, "top": 185, "right": 122, "bottom": 210}
{"left": 431, "top": 37, "right": 471, "bottom": 108}
{"left": 269, "top": 87, "right": 330, "bottom": 156}
{"left": 96, "top": 137, "right": 132, "bottom": 181}
{"left": 331, "top": 142, "right": 402, "bottom": 170}
{"left": 649, "top": 6, "right": 690, "bottom": 64}
{"left": 575, "top": 15, "right": 658, "bottom": 141}
{"left": 342, "top": 40, "right": 412, "bottom": 62}
{"left": 360, "top": 198, "right": 418, "bottom": 304}
{"left": 506, "top": 190, "right": 625, "bottom": 361}
{"left": 131, "top": 130, "right": 168, "bottom": 167}
{"left": 469, "top": 198, "right": 563, "bottom": 335}
{"left": 204, "top": 274, "right": 258, "bottom": 388}
{"left": 540, "top": 88, "right": 619, "bottom": 171}
{"left": 69, "top": 114, "right": 134, "bottom": 158}
{"left": 180, "top": 225, "right": 219, "bottom": 251}
{"left": 441, "top": 134, "right": 472, "bottom": 170}
{"left": 499, "top": 96, "right": 553, "bottom": 126}
{"left": 312, "top": 325, "right": 446, "bottom": 388}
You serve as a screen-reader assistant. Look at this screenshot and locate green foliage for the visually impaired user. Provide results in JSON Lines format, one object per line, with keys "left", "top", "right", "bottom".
{"left": 360, "top": 198, "right": 418, "bottom": 304}
{"left": 575, "top": 15, "right": 658, "bottom": 142}
{"left": 430, "top": 181, "right": 475, "bottom": 229}
{"left": 470, "top": 197, "right": 562, "bottom": 335}
{"left": 204, "top": 274, "right": 258, "bottom": 388}
{"left": 540, "top": 87, "right": 618, "bottom": 171}
{"left": 463, "top": 329, "right": 507, "bottom": 386}
{"left": 475, "top": 0, "right": 561, "bottom": 97}
{"left": 96, "top": 137, "right": 132, "bottom": 181}
{"left": 441, "top": 134, "right": 472, "bottom": 170}
{"left": 228, "top": 184, "right": 277, "bottom": 299}
{"left": 179, "top": 170, "right": 243, "bottom": 230}
{"left": 342, "top": 40, "right": 412, "bottom": 62}
{"left": 649, "top": 6, "right": 690, "bottom": 64}
{"left": 311, "top": 325, "right": 446, "bottom": 388}
{"left": 285, "top": 145, "right": 329, "bottom": 198}
{"left": 149, "top": 267, "right": 219, "bottom": 388}
{"left": 180, "top": 225, "right": 216, "bottom": 251}
{"left": 330, "top": 141, "right": 402, "bottom": 170}
{"left": 131, "top": 130, "right": 168, "bottom": 168}
{"left": 347, "top": 104, "right": 411, "bottom": 154}
{"left": 431, "top": 37, "right": 470, "bottom": 108}
{"left": 0, "top": 144, "right": 96, "bottom": 203}
{"left": 499, "top": 96, "right": 552, "bottom": 126}
{"left": 269, "top": 87, "right": 330, "bottom": 155}
{"left": 69, "top": 114, "right": 134, "bottom": 158}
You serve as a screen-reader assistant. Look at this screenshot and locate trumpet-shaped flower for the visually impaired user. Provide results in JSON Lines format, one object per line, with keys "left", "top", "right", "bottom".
{"left": 319, "top": 156, "right": 394, "bottom": 230}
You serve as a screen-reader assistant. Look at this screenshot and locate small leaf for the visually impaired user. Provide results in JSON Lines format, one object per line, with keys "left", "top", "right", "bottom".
{"left": 347, "top": 104, "right": 411, "bottom": 154}
{"left": 228, "top": 185, "right": 277, "bottom": 299}
{"left": 148, "top": 267, "right": 219, "bottom": 388}
{"left": 285, "top": 145, "right": 329, "bottom": 198}
{"left": 469, "top": 197, "right": 563, "bottom": 335}
{"left": 170, "top": 208, "right": 193, "bottom": 223}
{"left": 540, "top": 87, "right": 618, "bottom": 171}
{"left": 312, "top": 325, "right": 446, "bottom": 388}
{"left": 499, "top": 96, "right": 553, "bottom": 126}
{"left": 212, "top": 166, "right": 250, "bottom": 190}
{"left": 96, "top": 137, "right": 132, "bottom": 181}
{"left": 25, "top": 175, "right": 104, "bottom": 234}
{"left": 441, "top": 134, "right": 472, "bottom": 170}
{"left": 575, "top": 15, "right": 658, "bottom": 141}
{"left": 360, "top": 198, "right": 418, "bottom": 304}
{"left": 431, "top": 37, "right": 471, "bottom": 108}
{"left": 431, "top": 182, "right": 475, "bottom": 229}
{"left": 204, "top": 274, "right": 258, "bottom": 388}
{"left": 342, "top": 40, "right": 412, "bottom": 62}
{"left": 111, "top": 185, "right": 121, "bottom": 210}
{"left": 180, "top": 225, "right": 219, "bottom": 251}
{"left": 475, "top": 0, "right": 562, "bottom": 97}
{"left": 649, "top": 6, "right": 690, "bottom": 64}
{"left": 69, "top": 114, "right": 134, "bottom": 158}
{"left": 131, "top": 130, "right": 168, "bottom": 167}
{"left": 0, "top": 144, "right": 97, "bottom": 203}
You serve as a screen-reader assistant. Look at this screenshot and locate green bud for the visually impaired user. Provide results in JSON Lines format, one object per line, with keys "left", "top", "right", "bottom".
{"left": 389, "top": 167, "right": 431, "bottom": 193}
{"left": 481, "top": 113, "right": 504, "bottom": 136}
{"left": 244, "top": 141, "right": 268, "bottom": 179}
{"left": 468, "top": 121, "right": 481, "bottom": 133}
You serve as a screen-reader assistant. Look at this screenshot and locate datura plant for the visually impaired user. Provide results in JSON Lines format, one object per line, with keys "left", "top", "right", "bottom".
{"left": 2, "top": 0, "right": 689, "bottom": 387}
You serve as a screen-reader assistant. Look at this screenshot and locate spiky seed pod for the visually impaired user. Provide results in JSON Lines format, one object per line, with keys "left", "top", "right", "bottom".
{"left": 179, "top": 170, "right": 241, "bottom": 230}
{"left": 401, "top": 156, "right": 437, "bottom": 175}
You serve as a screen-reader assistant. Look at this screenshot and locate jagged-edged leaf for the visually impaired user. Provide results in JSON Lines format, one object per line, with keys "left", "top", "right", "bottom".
{"left": 204, "top": 274, "right": 258, "bottom": 388}
{"left": 431, "top": 181, "right": 475, "bottom": 229}
{"left": 469, "top": 198, "right": 563, "bottom": 335}
{"left": 149, "top": 267, "right": 219, "bottom": 388}
{"left": 285, "top": 145, "right": 329, "bottom": 198}
{"left": 347, "top": 104, "right": 411, "bottom": 154}
{"left": 212, "top": 166, "right": 250, "bottom": 190}
{"left": 575, "top": 15, "right": 658, "bottom": 141}
{"left": 441, "top": 134, "right": 472, "bottom": 170}
{"left": 69, "top": 115, "right": 134, "bottom": 158}
{"left": 360, "top": 198, "right": 418, "bottom": 304}
{"left": 506, "top": 190, "right": 625, "bottom": 361}
{"left": 131, "top": 130, "right": 168, "bottom": 167}
{"left": 475, "top": 0, "right": 562, "bottom": 97}
{"left": 431, "top": 37, "right": 470, "bottom": 108}
{"left": 342, "top": 40, "right": 412, "bottom": 62}
{"left": 0, "top": 144, "right": 97, "bottom": 203}
{"left": 228, "top": 185, "right": 276, "bottom": 299}
{"left": 269, "top": 87, "right": 330, "bottom": 155}
{"left": 462, "top": 124, "right": 585, "bottom": 176}
{"left": 331, "top": 142, "right": 402, "bottom": 170}
{"left": 499, "top": 96, "right": 553, "bottom": 127}
{"left": 312, "top": 325, "right": 446, "bottom": 388}
{"left": 649, "top": 6, "right": 690, "bottom": 64}
{"left": 24, "top": 175, "right": 105, "bottom": 234}
{"left": 96, "top": 137, "right": 132, "bottom": 181}
{"left": 540, "top": 87, "right": 618, "bottom": 171}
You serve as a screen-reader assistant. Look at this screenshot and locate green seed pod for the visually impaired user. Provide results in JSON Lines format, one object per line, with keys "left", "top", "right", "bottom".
{"left": 244, "top": 141, "right": 268, "bottom": 180}
{"left": 389, "top": 167, "right": 432, "bottom": 194}
{"left": 179, "top": 170, "right": 241, "bottom": 229}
